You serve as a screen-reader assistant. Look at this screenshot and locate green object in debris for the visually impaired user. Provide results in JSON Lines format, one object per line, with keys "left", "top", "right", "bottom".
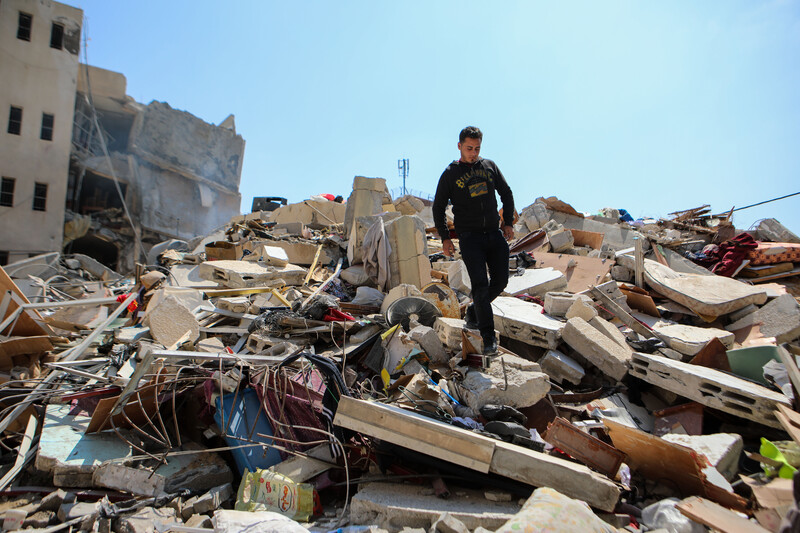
{"left": 760, "top": 437, "right": 797, "bottom": 479}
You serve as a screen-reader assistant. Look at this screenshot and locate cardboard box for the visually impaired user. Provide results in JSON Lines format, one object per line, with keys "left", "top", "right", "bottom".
{"left": 205, "top": 241, "right": 243, "bottom": 261}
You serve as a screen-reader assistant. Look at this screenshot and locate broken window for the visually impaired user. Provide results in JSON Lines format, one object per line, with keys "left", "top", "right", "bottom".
{"left": 41, "top": 113, "right": 54, "bottom": 141}
{"left": 17, "top": 12, "right": 32, "bottom": 41}
{"left": 33, "top": 182, "right": 48, "bottom": 211}
{"left": 0, "top": 251, "right": 8, "bottom": 266}
{"left": 0, "top": 178, "right": 14, "bottom": 207}
{"left": 8, "top": 106, "right": 22, "bottom": 135}
{"left": 50, "top": 22, "right": 64, "bottom": 49}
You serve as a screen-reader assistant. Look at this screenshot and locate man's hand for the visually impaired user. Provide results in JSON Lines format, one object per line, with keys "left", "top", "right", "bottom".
{"left": 502, "top": 225, "right": 515, "bottom": 242}
{"left": 442, "top": 239, "right": 455, "bottom": 257}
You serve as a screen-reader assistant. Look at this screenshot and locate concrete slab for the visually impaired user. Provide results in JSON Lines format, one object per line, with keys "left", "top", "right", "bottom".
{"left": 35, "top": 405, "right": 134, "bottom": 487}
{"left": 385, "top": 215, "right": 431, "bottom": 290}
{"left": 145, "top": 295, "right": 200, "bottom": 348}
{"left": 661, "top": 433, "right": 743, "bottom": 481}
{"left": 629, "top": 352, "right": 790, "bottom": 428}
{"left": 350, "top": 482, "right": 519, "bottom": 532}
{"left": 726, "top": 293, "right": 800, "bottom": 342}
{"left": 502, "top": 268, "right": 567, "bottom": 298}
{"left": 167, "top": 264, "right": 218, "bottom": 289}
{"left": 269, "top": 200, "right": 346, "bottom": 229}
{"left": 491, "top": 297, "right": 564, "bottom": 349}
{"left": 634, "top": 313, "right": 735, "bottom": 356}
{"left": 565, "top": 298, "right": 598, "bottom": 322}
{"left": 562, "top": 317, "right": 632, "bottom": 381}
{"left": 198, "top": 260, "right": 306, "bottom": 288}
{"left": 588, "top": 316, "right": 629, "bottom": 348}
{"left": 539, "top": 349, "right": 585, "bottom": 385}
{"left": 434, "top": 317, "right": 467, "bottom": 352}
{"left": 543, "top": 292, "right": 585, "bottom": 318}
{"left": 409, "top": 325, "right": 448, "bottom": 364}
{"left": 460, "top": 355, "right": 550, "bottom": 410}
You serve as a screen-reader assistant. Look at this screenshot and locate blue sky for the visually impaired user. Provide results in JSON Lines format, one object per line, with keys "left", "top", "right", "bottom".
{"left": 74, "top": 1, "right": 800, "bottom": 233}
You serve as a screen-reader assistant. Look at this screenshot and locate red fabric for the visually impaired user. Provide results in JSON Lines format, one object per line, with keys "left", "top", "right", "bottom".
{"left": 116, "top": 293, "right": 139, "bottom": 312}
{"left": 320, "top": 193, "right": 335, "bottom": 201}
{"left": 710, "top": 232, "right": 758, "bottom": 277}
{"left": 323, "top": 308, "right": 356, "bottom": 322}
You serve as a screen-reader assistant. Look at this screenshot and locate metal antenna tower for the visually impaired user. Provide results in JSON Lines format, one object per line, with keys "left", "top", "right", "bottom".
{"left": 398, "top": 158, "right": 409, "bottom": 195}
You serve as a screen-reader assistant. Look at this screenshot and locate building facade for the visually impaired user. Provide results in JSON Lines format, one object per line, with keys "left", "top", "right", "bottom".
{"left": 0, "top": 0, "right": 82, "bottom": 265}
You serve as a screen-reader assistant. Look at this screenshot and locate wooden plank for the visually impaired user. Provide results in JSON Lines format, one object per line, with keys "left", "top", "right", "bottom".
{"left": 332, "top": 396, "right": 620, "bottom": 512}
{"left": 0, "top": 413, "right": 38, "bottom": 491}
{"left": 0, "top": 267, "right": 49, "bottom": 337}
{"left": 604, "top": 419, "right": 747, "bottom": 510}
{"left": 775, "top": 404, "right": 800, "bottom": 446}
{"left": 676, "top": 496, "right": 769, "bottom": 533}
{"left": 333, "top": 396, "right": 495, "bottom": 473}
{"left": 544, "top": 417, "right": 625, "bottom": 477}
{"left": 303, "top": 244, "right": 323, "bottom": 286}
{"left": 590, "top": 285, "right": 659, "bottom": 340}
{"left": 634, "top": 238, "right": 644, "bottom": 288}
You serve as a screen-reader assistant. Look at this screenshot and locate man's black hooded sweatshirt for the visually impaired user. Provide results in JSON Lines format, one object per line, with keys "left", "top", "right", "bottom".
{"left": 432, "top": 157, "right": 515, "bottom": 240}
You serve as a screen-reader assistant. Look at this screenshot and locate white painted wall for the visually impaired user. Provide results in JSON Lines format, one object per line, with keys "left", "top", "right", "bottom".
{"left": 0, "top": 0, "right": 82, "bottom": 263}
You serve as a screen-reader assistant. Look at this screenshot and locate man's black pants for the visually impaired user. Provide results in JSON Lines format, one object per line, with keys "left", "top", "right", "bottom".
{"left": 458, "top": 229, "right": 509, "bottom": 343}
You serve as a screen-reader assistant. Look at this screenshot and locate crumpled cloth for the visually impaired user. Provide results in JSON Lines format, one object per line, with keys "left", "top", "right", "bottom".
{"left": 362, "top": 217, "right": 392, "bottom": 292}
{"left": 711, "top": 232, "right": 758, "bottom": 277}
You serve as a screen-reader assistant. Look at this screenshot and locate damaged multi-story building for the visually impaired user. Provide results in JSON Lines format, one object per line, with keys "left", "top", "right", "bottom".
{"left": 1, "top": 0, "right": 246, "bottom": 273}
{"left": 67, "top": 66, "right": 245, "bottom": 272}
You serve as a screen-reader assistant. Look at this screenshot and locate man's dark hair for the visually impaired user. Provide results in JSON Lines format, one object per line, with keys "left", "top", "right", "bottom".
{"left": 459, "top": 126, "right": 483, "bottom": 143}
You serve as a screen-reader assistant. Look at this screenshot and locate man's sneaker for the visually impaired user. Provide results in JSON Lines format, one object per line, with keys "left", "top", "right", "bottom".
{"left": 464, "top": 304, "right": 478, "bottom": 330}
{"left": 483, "top": 337, "right": 498, "bottom": 356}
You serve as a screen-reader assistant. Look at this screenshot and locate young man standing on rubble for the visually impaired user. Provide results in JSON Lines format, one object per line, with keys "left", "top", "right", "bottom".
{"left": 432, "top": 126, "right": 515, "bottom": 356}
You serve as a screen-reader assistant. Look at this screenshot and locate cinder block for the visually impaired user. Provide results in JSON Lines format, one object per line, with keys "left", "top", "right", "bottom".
{"left": 562, "top": 317, "right": 631, "bottom": 381}
{"left": 539, "top": 349, "right": 585, "bottom": 385}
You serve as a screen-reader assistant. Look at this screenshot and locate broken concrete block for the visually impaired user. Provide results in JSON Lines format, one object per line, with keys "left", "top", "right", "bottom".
{"left": 23, "top": 511, "right": 54, "bottom": 529}
{"left": 36, "top": 405, "right": 134, "bottom": 487}
{"left": 115, "top": 326, "right": 151, "bottom": 344}
{"left": 588, "top": 316, "right": 629, "bottom": 349}
{"left": 492, "top": 297, "right": 564, "bottom": 349}
{"left": 116, "top": 507, "right": 180, "bottom": 533}
{"left": 190, "top": 483, "right": 233, "bottom": 515}
{"left": 216, "top": 296, "right": 251, "bottom": 314}
{"left": 460, "top": 355, "right": 550, "bottom": 411}
{"left": 345, "top": 176, "right": 390, "bottom": 233}
{"left": 562, "top": 317, "right": 631, "bottom": 381}
{"left": 250, "top": 244, "right": 289, "bottom": 266}
{"left": 145, "top": 295, "right": 200, "bottom": 348}
{"left": 728, "top": 303, "right": 758, "bottom": 323}
{"left": 198, "top": 260, "right": 306, "bottom": 288}
{"left": 434, "top": 317, "right": 467, "bottom": 351}
{"left": 93, "top": 443, "right": 233, "bottom": 496}
{"left": 350, "top": 482, "right": 519, "bottom": 532}
{"left": 430, "top": 512, "right": 471, "bottom": 533}
{"left": 652, "top": 322, "right": 734, "bottom": 356}
{"left": 394, "top": 194, "right": 424, "bottom": 215}
{"left": 593, "top": 280, "right": 632, "bottom": 314}
{"left": 385, "top": 215, "right": 432, "bottom": 290}
{"left": 757, "top": 218, "right": 800, "bottom": 244}
{"left": 519, "top": 200, "right": 551, "bottom": 232}
{"left": 246, "top": 333, "right": 298, "bottom": 357}
{"left": 438, "top": 259, "right": 472, "bottom": 294}
{"left": 409, "top": 325, "right": 448, "bottom": 364}
{"left": 611, "top": 265, "right": 634, "bottom": 282}
{"left": 726, "top": 293, "right": 800, "bottom": 342}
{"left": 630, "top": 352, "right": 790, "bottom": 428}
{"left": 641, "top": 259, "right": 767, "bottom": 317}
{"left": 565, "top": 298, "right": 598, "bottom": 322}
{"left": 544, "top": 224, "right": 575, "bottom": 253}
{"left": 262, "top": 240, "right": 339, "bottom": 266}
{"left": 269, "top": 200, "right": 346, "bottom": 229}
{"left": 539, "top": 349, "right": 585, "bottom": 385}
{"left": 57, "top": 502, "right": 99, "bottom": 526}
{"left": 543, "top": 292, "right": 584, "bottom": 318}
{"left": 185, "top": 514, "right": 213, "bottom": 528}
{"left": 196, "top": 336, "right": 226, "bottom": 353}
{"left": 661, "top": 433, "right": 743, "bottom": 481}
{"left": 503, "top": 267, "right": 567, "bottom": 298}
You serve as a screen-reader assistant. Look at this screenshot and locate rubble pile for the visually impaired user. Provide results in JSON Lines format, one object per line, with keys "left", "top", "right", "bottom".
{"left": 1, "top": 178, "right": 800, "bottom": 532}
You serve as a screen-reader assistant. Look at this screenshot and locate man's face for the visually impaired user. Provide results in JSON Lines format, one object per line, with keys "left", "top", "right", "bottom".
{"left": 458, "top": 137, "right": 481, "bottom": 163}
